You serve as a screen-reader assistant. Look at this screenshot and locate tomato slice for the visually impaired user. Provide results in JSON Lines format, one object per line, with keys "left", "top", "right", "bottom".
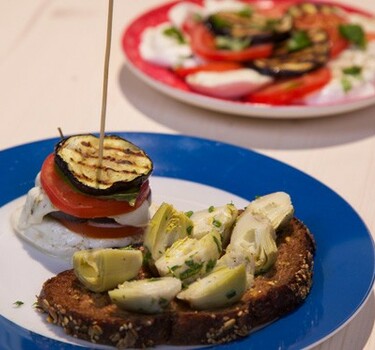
{"left": 293, "top": 12, "right": 349, "bottom": 58}
{"left": 189, "top": 23, "right": 273, "bottom": 62}
{"left": 174, "top": 61, "right": 243, "bottom": 78}
{"left": 40, "top": 154, "right": 150, "bottom": 218}
{"left": 245, "top": 68, "right": 331, "bottom": 105}
{"left": 57, "top": 218, "right": 144, "bottom": 239}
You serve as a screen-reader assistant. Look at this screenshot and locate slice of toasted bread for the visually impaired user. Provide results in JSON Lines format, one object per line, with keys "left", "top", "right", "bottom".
{"left": 37, "top": 217, "right": 315, "bottom": 348}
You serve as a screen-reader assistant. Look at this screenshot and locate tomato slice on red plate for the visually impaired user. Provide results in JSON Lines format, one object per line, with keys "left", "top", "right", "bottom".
{"left": 174, "top": 61, "right": 243, "bottom": 78}
{"left": 189, "top": 23, "right": 273, "bottom": 62}
{"left": 40, "top": 154, "right": 150, "bottom": 219}
{"left": 245, "top": 67, "right": 331, "bottom": 105}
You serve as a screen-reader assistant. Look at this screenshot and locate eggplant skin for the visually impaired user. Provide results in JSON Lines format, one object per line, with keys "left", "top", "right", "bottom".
{"left": 250, "top": 28, "right": 329, "bottom": 77}
{"left": 54, "top": 134, "right": 153, "bottom": 196}
{"left": 205, "top": 12, "right": 292, "bottom": 45}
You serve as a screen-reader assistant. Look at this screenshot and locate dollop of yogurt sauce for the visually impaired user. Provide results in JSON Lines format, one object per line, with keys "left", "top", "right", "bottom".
{"left": 139, "top": 0, "right": 375, "bottom": 104}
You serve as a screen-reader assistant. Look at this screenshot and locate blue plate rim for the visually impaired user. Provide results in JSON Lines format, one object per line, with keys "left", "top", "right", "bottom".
{"left": 0, "top": 132, "right": 374, "bottom": 350}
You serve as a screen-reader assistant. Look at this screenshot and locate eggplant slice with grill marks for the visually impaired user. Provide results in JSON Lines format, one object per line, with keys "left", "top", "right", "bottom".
{"left": 250, "top": 28, "right": 330, "bottom": 77}
{"left": 55, "top": 134, "right": 153, "bottom": 196}
{"left": 205, "top": 11, "right": 293, "bottom": 46}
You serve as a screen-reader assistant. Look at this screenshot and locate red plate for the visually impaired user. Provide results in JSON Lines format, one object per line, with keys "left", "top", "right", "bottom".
{"left": 122, "top": 0, "right": 375, "bottom": 118}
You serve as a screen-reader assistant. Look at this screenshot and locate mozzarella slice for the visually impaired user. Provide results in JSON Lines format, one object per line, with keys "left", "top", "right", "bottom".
{"left": 12, "top": 207, "right": 143, "bottom": 259}
{"left": 185, "top": 69, "right": 273, "bottom": 98}
{"left": 139, "top": 22, "right": 194, "bottom": 67}
{"left": 110, "top": 199, "right": 150, "bottom": 227}
{"left": 17, "top": 186, "right": 57, "bottom": 230}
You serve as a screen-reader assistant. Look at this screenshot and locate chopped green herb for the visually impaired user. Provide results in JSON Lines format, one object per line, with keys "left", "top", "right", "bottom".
{"left": 206, "top": 259, "right": 216, "bottom": 273}
{"left": 168, "top": 265, "right": 182, "bottom": 276}
{"left": 13, "top": 301, "right": 24, "bottom": 307}
{"left": 213, "top": 219, "right": 222, "bottom": 228}
{"left": 163, "top": 26, "right": 186, "bottom": 44}
{"left": 180, "top": 260, "right": 203, "bottom": 280}
{"left": 342, "top": 65, "right": 362, "bottom": 76}
{"left": 226, "top": 290, "right": 237, "bottom": 299}
{"left": 208, "top": 205, "right": 215, "bottom": 213}
{"left": 287, "top": 30, "right": 312, "bottom": 52}
{"left": 341, "top": 76, "right": 352, "bottom": 93}
{"left": 339, "top": 24, "right": 367, "bottom": 49}
{"left": 215, "top": 36, "right": 251, "bottom": 51}
{"left": 185, "top": 210, "right": 194, "bottom": 218}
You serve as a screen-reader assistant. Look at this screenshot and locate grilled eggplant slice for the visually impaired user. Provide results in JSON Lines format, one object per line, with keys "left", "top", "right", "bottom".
{"left": 55, "top": 134, "right": 153, "bottom": 195}
{"left": 250, "top": 28, "right": 329, "bottom": 77}
{"left": 205, "top": 11, "right": 292, "bottom": 46}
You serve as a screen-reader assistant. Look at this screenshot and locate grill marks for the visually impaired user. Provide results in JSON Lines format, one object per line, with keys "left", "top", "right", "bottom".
{"left": 55, "top": 134, "right": 153, "bottom": 195}
{"left": 250, "top": 28, "right": 330, "bottom": 77}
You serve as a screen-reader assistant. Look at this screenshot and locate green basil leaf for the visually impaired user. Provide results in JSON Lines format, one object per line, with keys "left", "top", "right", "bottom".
{"left": 163, "top": 26, "right": 186, "bottom": 44}
{"left": 339, "top": 24, "right": 367, "bottom": 49}
{"left": 287, "top": 30, "right": 312, "bottom": 52}
{"left": 98, "top": 187, "right": 141, "bottom": 205}
{"left": 342, "top": 65, "right": 362, "bottom": 76}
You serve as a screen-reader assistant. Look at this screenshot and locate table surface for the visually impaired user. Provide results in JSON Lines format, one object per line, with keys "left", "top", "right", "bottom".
{"left": 0, "top": 1, "right": 374, "bottom": 349}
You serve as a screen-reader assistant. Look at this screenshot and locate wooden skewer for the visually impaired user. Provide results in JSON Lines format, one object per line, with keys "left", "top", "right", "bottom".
{"left": 97, "top": 0, "right": 114, "bottom": 186}
{"left": 57, "top": 127, "right": 64, "bottom": 139}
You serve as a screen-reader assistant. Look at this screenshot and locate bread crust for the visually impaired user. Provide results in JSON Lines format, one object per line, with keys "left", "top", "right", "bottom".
{"left": 37, "top": 217, "right": 316, "bottom": 348}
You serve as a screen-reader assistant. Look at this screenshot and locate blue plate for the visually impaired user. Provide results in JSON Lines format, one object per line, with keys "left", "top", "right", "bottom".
{"left": 0, "top": 132, "right": 374, "bottom": 350}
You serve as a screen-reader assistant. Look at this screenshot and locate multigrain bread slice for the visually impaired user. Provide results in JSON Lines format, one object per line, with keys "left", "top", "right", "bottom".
{"left": 37, "top": 217, "right": 316, "bottom": 348}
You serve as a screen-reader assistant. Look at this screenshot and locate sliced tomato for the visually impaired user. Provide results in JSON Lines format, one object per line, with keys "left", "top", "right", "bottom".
{"left": 367, "top": 32, "right": 375, "bottom": 41}
{"left": 40, "top": 154, "right": 150, "bottom": 218}
{"left": 57, "top": 218, "right": 144, "bottom": 239}
{"left": 293, "top": 12, "right": 349, "bottom": 58}
{"left": 245, "top": 68, "right": 331, "bottom": 105}
{"left": 174, "top": 61, "right": 243, "bottom": 78}
{"left": 189, "top": 23, "right": 273, "bottom": 62}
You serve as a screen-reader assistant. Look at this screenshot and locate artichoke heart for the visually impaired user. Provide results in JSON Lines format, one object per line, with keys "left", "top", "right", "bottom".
{"left": 73, "top": 248, "right": 143, "bottom": 292}
{"left": 189, "top": 203, "right": 238, "bottom": 245}
{"left": 216, "top": 243, "right": 255, "bottom": 288}
{"left": 177, "top": 265, "right": 246, "bottom": 310}
{"left": 247, "top": 191, "right": 294, "bottom": 230}
{"left": 155, "top": 230, "right": 222, "bottom": 284}
{"left": 108, "top": 277, "right": 182, "bottom": 314}
{"left": 55, "top": 134, "right": 153, "bottom": 195}
{"left": 144, "top": 203, "right": 193, "bottom": 261}
{"left": 230, "top": 211, "right": 277, "bottom": 274}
